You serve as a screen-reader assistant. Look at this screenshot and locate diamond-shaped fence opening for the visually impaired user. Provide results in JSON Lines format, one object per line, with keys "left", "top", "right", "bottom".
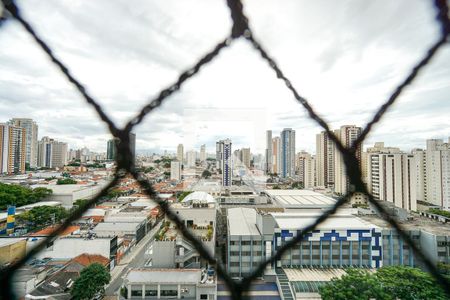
{"left": 0, "top": 0, "right": 449, "bottom": 299}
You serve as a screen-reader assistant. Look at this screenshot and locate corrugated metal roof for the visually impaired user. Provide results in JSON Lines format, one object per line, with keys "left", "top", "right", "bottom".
{"left": 264, "top": 190, "right": 336, "bottom": 208}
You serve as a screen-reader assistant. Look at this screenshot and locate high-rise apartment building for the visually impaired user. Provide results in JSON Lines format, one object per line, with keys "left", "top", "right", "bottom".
{"left": 240, "top": 148, "right": 251, "bottom": 169}
{"left": 37, "top": 137, "right": 68, "bottom": 168}
{"left": 425, "top": 139, "right": 450, "bottom": 209}
{"left": 412, "top": 148, "right": 426, "bottom": 202}
{"left": 272, "top": 137, "right": 281, "bottom": 175}
{"left": 170, "top": 161, "right": 181, "bottom": 181}
{"left": 217, "top": 139, "right": 232, "bottom": 187}
{"left": 281, "top": 128, "right": 295, "bottom": 178}
{"left": 216, "top": 141, "right": 222, "bottom": 170}
{"left": 0, "top": 123, "right": 26, "bottom": 174}
{"left": 106, "top": 138, "right": 118, "bottom": 160}
{"left": 129, "top": 132, "right": 136, "bottom": 167}
{"left": 296, "top": 151, "right": 315, "bottom": 188}
{"left": 186, "top": 150, "right": 196, "bottom": 168}
{"left": 200, "top": 144, "right": 206, "bottom": 163}
{"left": 367, "top": 144, "right": 417, "bottom": 211}
{"left": 265, "top": 130, "right": 272, "bottom": 174}
{"left": 67, "top": 149, "right": 77, "bottom": 162}
{"left": 177, "top": 144, "right": 184, "bottom": 164}
{"left": 8, "top": 118, "right": 38, "bottom": 168}
{"left": 315, "top": 131, "right": 335, "bottom": 188}
{"left": 334, "top": 125, "right": 362, "bottom": 195}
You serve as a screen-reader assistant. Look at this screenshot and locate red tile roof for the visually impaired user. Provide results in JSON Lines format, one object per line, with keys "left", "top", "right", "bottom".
{"left": 71, "top": 253, "right": 109, "bottom": 267}
{"left": 30, "top": 225, "right": 80, "bottom": 237}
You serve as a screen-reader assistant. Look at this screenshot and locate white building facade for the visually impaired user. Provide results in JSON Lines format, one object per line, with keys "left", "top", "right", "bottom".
{"left": 37, "top": 137, "right": 68, "bottom": 169}
{"left": 171, "top": 161, "right": 181, "bottom": 181}
{"left": 425, "top": 139, "right": 450, "bottom": 209}
{"left": 296, "top": 151, "right": 315, "bottom": 189}
{"left": 367, "top": 151, "right": 417, "bottom": 211}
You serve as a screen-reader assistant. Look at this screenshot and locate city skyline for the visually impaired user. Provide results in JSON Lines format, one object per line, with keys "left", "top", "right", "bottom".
{"left": 1, "top": 0, "right": 449, "bottom": 153}
{"left": 1, "top": 1, "right": 449, "bottom": 299}
{"left": 2, "top": 115, "right": 449, "bottom": 156}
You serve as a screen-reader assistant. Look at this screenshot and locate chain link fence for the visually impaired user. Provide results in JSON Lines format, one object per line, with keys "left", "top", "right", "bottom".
{"left": 0, "top": 0, "right": 449, "bottom": 299}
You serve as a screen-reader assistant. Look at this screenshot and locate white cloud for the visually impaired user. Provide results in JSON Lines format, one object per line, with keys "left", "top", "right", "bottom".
{"left": 0, "top": 0, "right": 448, "bottom": 154}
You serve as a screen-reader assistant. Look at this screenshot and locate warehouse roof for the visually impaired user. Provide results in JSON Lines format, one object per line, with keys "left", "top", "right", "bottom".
{"left": 272, "top": 212, "right": 378, "bottom": 230}
{"left": 264, "top": 190, "right": 337, "bottom": 209}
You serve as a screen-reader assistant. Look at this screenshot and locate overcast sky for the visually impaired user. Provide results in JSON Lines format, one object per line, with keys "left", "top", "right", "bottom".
{"left": 0, "top": 0, "right": 449, "bottom": 155}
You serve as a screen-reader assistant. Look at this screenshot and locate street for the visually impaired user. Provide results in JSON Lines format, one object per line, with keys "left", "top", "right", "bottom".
{"left": 105, "top": 221, "right": 161, "bottom": 296}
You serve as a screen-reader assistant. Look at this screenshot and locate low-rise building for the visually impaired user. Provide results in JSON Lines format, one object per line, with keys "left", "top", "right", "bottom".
{"left": 25, "top": 254, "right": 110, "bottom": 300}
{"left": 226, "top": 207, "right": 450, "bottom": 279}
{"left": 32, "top": 182, "right": 109, "bottom": 208}
{"left": 124, "top": 268, "right": 216, "bottom": 300}
{"left": 147, "top": 193, "right": 216, "bottom": 269}
{"left": 0, "top": 238, "right": 27, "bottom": 266}
{"left": 93, "top": 222, "right": 146, "bottom": 243}
{"left": 30, "top": 236, "right": 117, "bottom": 268}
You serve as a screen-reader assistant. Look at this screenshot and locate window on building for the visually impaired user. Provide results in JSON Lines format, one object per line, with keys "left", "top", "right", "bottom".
{"left": 131, "top": 290, "right": 143, "bottom": 297}
{"left": 200, "top": 294, "right": 208, "bottom": 300}
{"left": 146, "top": 290, "right": 158, "bottom": 296}
{"left": 161, "top": 290, "right": 178, "bottom": 297}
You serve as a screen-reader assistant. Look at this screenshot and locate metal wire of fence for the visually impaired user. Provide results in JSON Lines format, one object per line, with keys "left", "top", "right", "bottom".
{"left": 0, "top": 0, "right": 449, "bottom": 299}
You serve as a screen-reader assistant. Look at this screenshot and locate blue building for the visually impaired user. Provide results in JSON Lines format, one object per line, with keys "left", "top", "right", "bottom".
{"left": 226, "top": 207, "right": 449, "bottom": 279}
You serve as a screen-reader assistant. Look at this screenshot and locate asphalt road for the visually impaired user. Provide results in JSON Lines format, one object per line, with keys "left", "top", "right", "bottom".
{"left": 105, "top": 222, "right": 161, "bottom": 296}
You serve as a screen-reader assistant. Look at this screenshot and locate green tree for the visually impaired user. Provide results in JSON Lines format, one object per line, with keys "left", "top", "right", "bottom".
{"left": 17, "top": 206, "right": 68, "bottom": 229}
{"left": 376, "top": 266, "right": 448, "bottom": 300}
{"left": 319, "top": 269, "right": 388, "bottom": 300}
{"left": 56, "top": 178, "right": 77, "bottom": 185}
{"left": 72, "top": 199, "right": 90, "bottom": 210}
{"left": 291, "top": 182, "right": 304, "bottom": 189}
{"left": 437, "top": 262, "right": 450, "bottom": 275}
{"left": 107, "top": 189, "right": 121, "bottom": 199}
{"left": 144, "top": 166, "right": 155, "bottom": 173}
{"left": 71, "top": 263, "right": 111, "bottom": 300}
{"left": 319, "top": 267, "right": 448, "bottom": 300}
{"left": 428, "top": 208, "right": 450, "bottom": 218}
{"left": 201, "top": 170, "right": 212, "bottom": 179}
{"left": 178, "top": 191, "right": 193, "bottom": 202}
{"left": 0, "top": 183, "right": 52, "bottom": 210}
{"left": 31, "top": 187, "right": 53, "bottom": 200}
